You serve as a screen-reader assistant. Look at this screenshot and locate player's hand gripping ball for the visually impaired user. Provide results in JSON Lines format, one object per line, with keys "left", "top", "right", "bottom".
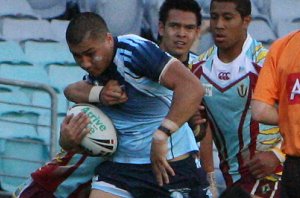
{"left": 67, "top": 103, "right": 118, "bottom": 156}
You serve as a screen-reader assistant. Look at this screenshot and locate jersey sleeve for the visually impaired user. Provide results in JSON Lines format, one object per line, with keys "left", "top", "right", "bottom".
{"left": 83, "top": 74, "right": 94, "bottom": 85}
{"left": 121, "top": 38, "right": 172, "bottom": 81}
{"left": 253, "top": 43, "right": 280, "bottom": 106}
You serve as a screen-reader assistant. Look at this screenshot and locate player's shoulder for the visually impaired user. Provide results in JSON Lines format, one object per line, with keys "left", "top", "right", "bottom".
{"left": 188, "top": 51, "right": 199, "bottom": 64}
{"left": 269, "top": 30, "right": 300, "bottom": 52}
{"left": 117, "top": 34, "right": 156, "bottom": 46}
{"left": 247, "top": 38, "right": 268, "bottom": 65}
{"left": 118, "top": 34, "right": 146, "bottom": 41}
{"left": 189, "top": 46, "right": 216, "bottom": 72}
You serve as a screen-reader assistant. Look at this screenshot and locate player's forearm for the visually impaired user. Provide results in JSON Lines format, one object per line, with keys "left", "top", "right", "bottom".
{"left": 166, "top": 81, "right": 204, "bottom": 128}
{"left": 161, "top": 60, "right": 204, "bottom": 127}
{"left": 200, "top": 125, "right": 215, "bottom": 173}
{"left": 251, "top": 100, "right": 279, "bottom": 125}
{"left": 64, "top": 81, "right": 93, "bottom": 103}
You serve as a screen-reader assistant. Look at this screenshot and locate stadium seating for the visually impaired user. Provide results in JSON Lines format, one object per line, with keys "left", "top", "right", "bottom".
{"left": 0, "top": 41, "right": 30, "bottom": 65}
{"left": 143, "top": 0, "right": 164, "bottom": 40}
{"left": 196, "top": 32, "right": 214, "bottom": 54}
{"left": 277, "top": 19, "right": 300, "bottom": 38}
{"left": 251, "top": 0, "right": 271, "bottom": 18}
{"left": 0, "top": 18, "right": 57, "bottom": 42}
{"left": 0, "top": 137, "right": 49, "bottom": 192}
{"left": 50, "top": 19, "right": 70, "bottom": 43}
{"left": 196, "top": 0, "right": 211, "bottom": 19}
{"left": 45, "top": 63, "right": 86, "bottom": 112}
{"left": 27, "top": 0, "right": 67, "bottom": 19}
{"left": 77, "top": 0, "right": 144, "bottom": 36}
{"left": 248, "top": 18, "right": 277, "bottom": 48}
{"left": 0, "top": 110, "right": 52, "bottom": 192}
{"left": 269, "top": 0, "right": 300, "bottom": 31}
{"left": 0, "top": 86, "right": 32, "bottom": 114}
{"left": 24, "top": 40, "right": 75, "bottom": 66}
{"left": 0, "top": 0, "right": 39, "bottom": 19}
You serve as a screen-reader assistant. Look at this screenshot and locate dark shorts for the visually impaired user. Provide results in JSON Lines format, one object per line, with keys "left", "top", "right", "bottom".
{"left": 93, "top": 156, "right": 203, "bottom": 198}
{"left": 281, "top": 155, "right": 300, "bottom": 198}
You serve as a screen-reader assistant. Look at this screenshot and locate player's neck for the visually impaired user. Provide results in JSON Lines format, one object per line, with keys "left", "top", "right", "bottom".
{"left": 217, "top": 47, "right": 242, "bottom": 63}
{"left": 217, "top": 38, "right": 246, "bottom": 63}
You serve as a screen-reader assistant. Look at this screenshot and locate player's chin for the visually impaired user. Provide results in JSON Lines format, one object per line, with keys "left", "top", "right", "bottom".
{"left": 90, "top": 70, "right": 103, "bottom": 78}
{"left": 172, "top": 49, "right": 186, "bottom": 58}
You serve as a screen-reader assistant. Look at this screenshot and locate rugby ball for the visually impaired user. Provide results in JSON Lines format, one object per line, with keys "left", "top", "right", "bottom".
{"left": 67, "top": 103, "right": 117, "bottom": 156}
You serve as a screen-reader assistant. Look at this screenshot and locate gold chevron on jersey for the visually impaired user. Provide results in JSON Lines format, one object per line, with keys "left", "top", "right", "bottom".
{"left": 260, "top": 137, "right": 281, "bottom": 145}
{"left": 255, "top": 47, "right": 268, "bottom": 63}
{"left": 255, "top": 43, "right": 263, "bottom": 52}
{"left": 259, "top": 127, "right": 280, "bottom": 135}
{"left": 197, "top": 46, "right": 214, "bottom": 63}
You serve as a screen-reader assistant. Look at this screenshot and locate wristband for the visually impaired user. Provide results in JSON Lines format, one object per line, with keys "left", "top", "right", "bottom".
{"left": 158, "top": 125, "right": 172, "bottom": 136}
{"left": 161, "top": 118, "right": 179, "bottom": 132}
{"left": 207, "top": 171, "right": 217, "bottom": 188}
{"left": 206, "top": 171, "right": 219, "bottom": 198}
{"left": 88, "top": 86, "right": 103, "bottom": 103}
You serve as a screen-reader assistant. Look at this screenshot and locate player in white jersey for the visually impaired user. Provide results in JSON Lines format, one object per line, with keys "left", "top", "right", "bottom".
{"left": 190, "top": 0, "right": 284, "bottom": 197}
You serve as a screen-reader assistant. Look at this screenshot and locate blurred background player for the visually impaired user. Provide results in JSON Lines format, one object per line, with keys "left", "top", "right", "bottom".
{"left": 157, "top": 0, "right": 217, "bottom": 197}
{"left": 190, "top": 0, "right": 284, "bottom": 197}
{"left": 252, "top": 31, "right": 300, "bottom": 198}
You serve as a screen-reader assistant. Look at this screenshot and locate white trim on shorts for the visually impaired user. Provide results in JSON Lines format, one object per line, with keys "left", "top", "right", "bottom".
{"left": 91, "top": 176, "right": 133, "bottom": 198}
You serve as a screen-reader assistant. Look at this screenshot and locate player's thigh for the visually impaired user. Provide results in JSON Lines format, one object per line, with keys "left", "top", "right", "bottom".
{"left": 89, "top": 189, "right": 122, "bottom": 198}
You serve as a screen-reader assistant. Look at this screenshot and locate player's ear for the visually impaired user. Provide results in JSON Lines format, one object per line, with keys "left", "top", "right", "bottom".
{"left": 158, "top": 21, "right": 165, "bottom": 37}
{"left": 243, "top": 15, "right": 252, "bottom": 28}
{"left": 105, "top": 33, "right": 113, "bottom": 43}
{"left": 196, "top": 25, "right": 201, "bottom": 38}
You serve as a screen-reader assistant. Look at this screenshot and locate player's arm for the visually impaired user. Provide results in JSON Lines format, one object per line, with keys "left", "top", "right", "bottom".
{"left": 200, "top": 124, "right": 219, "bottom": 198}
{"left": 200, "top": 123, "right": 214, "bottom": 173}
{"left": 251, "top": 44, "right": 279, "bottom": 125}
{"left": 64, "top": 80, "right": 93, "bottom": 103}
{"left": 64, "top": 80, "right": 127, "bottom": 105}
{"left": 159, "top": 59, "right": 204, "bottom": 130}
{"left": 151, "top": 59, "right": 204, "bottom": 186}
{"left": 251, "top": 100, "right": 278, "bottom": 125}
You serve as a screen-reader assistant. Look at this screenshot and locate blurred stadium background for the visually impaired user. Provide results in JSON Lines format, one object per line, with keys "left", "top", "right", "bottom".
{"left": 0, "top": 0, "right": 298, "bottom": 197}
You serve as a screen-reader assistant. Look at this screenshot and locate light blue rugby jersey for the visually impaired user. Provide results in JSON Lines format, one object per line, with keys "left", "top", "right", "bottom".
{"left": 85, "top": 34, "right": 198, "bottom": 164}
{"left": 192, "top": 35, "right": 282, "bottom": 185}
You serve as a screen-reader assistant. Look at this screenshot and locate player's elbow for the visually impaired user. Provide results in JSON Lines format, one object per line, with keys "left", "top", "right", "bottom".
{"left": 251, "top": 108, "right": 264, "bottom": 122}
{"left": 64, "top": 82, "right": 81, "bottom": 103}
{"left": 64, "top": 84, "right": 74, "bottom": 101}
{"left": 251, "top": 100, "right": 266, "bottom": 122}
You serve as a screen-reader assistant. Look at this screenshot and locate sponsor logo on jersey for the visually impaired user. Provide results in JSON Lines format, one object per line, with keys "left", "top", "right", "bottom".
{"left": 218, "top": 72, "right": 231, "bottom": 80}
{"left": 203, "top": 83, "right": 213, "bottom": 96}
{"left": 237, "top": 84, "right": 248, "bottom": 97}
{"left": 287, "top": 73, "right": 300, "bottom": 105}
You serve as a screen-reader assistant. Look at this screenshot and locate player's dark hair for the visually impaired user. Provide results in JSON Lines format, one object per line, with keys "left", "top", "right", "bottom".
{"left": 159, "top": 0, "right": 202, "bottom": 27}
{"left": 210, "top": 0, "right": 251, "bottom": 18}
{"left": 66, "top": 12, "right": 109, "bottom": 44}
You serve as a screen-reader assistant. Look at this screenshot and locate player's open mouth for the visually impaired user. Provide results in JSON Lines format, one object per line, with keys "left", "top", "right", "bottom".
{"left": 175, "top": 41, "right": 186, "bottom": 47}
{"left": 215, "top": 34, "right": 226, "bottom": 42}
